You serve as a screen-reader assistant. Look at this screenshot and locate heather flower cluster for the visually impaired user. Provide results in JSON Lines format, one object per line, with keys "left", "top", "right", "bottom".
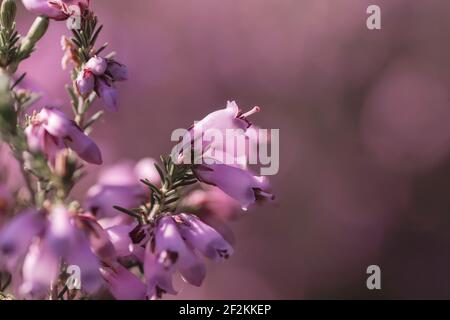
{"left": 76, "top": 55, "right": 127, "bottom": 111}
{"left": 0, "top": 0, "right": 275, "bottom": 300}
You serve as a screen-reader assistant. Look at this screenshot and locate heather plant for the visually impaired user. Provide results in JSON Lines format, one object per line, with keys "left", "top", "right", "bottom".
{"left": 0, "top": 0, "right": 274, "bottom": 300}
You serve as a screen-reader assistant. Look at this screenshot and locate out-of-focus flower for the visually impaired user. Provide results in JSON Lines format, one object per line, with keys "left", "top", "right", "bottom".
{"left": 100, "top": 264, "right": 146, "bottom": 300}
{"left": 0, "top": 206, "right": 104, "bottom": 298}
{"left": 85, "top": 185, "right": 145, "bottom": 229}
{"left": 105, "top": 223, "right": 135, "bottom": 258}
{"left": 75, "top": 56, "right": 128, "bottom": 112}
{"left": 21, "top": 0, "right": 89, "bottom": 20}
{"left": 129, "top": 214, "right": 232, "bottom": 299}
{"left": 181, "top": 186, "right": 240, "bottom": 221}
{"left": 25, "top": 106, "right": 102, "bottom": 165}
{"left": 85, "top": 158, "right": 159, "bottom": 229}
{"left": 98, "top": 158, "right": 160, "bottom": 187}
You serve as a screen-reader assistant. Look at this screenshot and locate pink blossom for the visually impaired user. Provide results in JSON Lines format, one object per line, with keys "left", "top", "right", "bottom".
{"left": 100, "top": 264, "right": 146, "bottom": 300}
{"left": 76, "top": 57, "right": 128, "bottom": 111}
{"left": 25, "top": 107, "right": 102, "bottom": 165}
{"left": 130, "top": 214, "right": 231, "bottom": 299}
{"left": 85, "top": 56, "right": 107, "bottom": 76}
{"left": 107, "top": 61, "right": 129, "bottom": 81}
{"left": 193, "top": 162, "right": 273, "bottom": 210}
{"left": 181, "top": 186, "right": 240, "bottom": 221}
{"left": 97, "top": 158, "right": 160, "bottom": 188}
{"left": 76, "top": 69, "right": 95, "bottom": 96}
{"left": 21, "top": 0, "right": 89, "bottom": 20}
{"left": 85, "top": 158, "right": 159, "bottom": 229}
{"left": 105, "top": 224, "right": 135, "bottom": 257}
{"left": 178, "top": 101, "right": 261, "bottom": 163}
{"left": 0, "top": 209, "right": 46, "bottom": 270}
{"left": 0, "top": 206, "right": 104, "bottom": 298}
{"left": 96, "top": 78, "right": 118, "bottom": 112}
{"left": 85, "top": 184, "right": 145, "bottom": 229}
{"left": 176, "top": 213, "right": 233, "bottom": 261}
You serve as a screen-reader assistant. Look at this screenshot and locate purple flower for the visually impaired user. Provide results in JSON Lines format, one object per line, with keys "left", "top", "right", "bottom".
{"left": 76, "top": 57, "right": 128, "bottom": 111}
{"left": 193, "top": 162, "right": 273, "bottom": 210}
{"left": 85, "top": 158, "right": 159, "bottom": 229}
{"left": 0, "top": 209, "right": 46, "bottom": 271}
{"left": 105, "top": 224, "right": 135, "bottom": 257}
{"left": 107, "top": 61, "right": 128, "bottom": 81}
{"left": 176, "top": 213, "right": 234, "bottom": 261}
{"left": 130, "top": 214, "right": 231, "bottom": 299}
{"left": 175, "top": 100, "right": 274, "bottom": 209}
{"left": 100, "top": 264, "right": 146, "bottom": 300}
{"left": 96, "top": 158, "right": 160, "bottom": 188}
{"left": 22, "top": 0, "right": 89, "bottom": 20}
{"left": 96, "top": 78, "right": 118, "bottom": 112}
{"left": 85, "top": 184, "right": 146, "bottom": 228}
{"left": 0, "top": 206, "right": 104, "bottom": 298}
{"left": 25, "top": 107, "right": 102, "bottom": 165}
{"left": 181, "top": 186, "right": 240, "bottom": 221}
{"left": 191, "top": 100, "right": 258, "bottom": 135}
{"left": 143, "top": 243, "right": 177, "bottom": 300}
{"left": 76, "top": 69, "right": 95, "bottom": 96}
{"left": 177, "top": 101, "right": 260, "bottom": 163}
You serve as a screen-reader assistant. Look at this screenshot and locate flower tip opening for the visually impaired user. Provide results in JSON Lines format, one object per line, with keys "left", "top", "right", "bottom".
{"left": 241, "top": 106, "right": 261, "bottom": 119}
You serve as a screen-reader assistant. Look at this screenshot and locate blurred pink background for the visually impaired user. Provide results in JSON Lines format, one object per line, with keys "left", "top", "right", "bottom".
{"left": 13, "top": 0, "right": 450, "bottom": 299}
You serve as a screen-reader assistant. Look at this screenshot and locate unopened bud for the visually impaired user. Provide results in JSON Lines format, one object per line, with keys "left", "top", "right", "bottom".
{"left": 0, "top": 0, "right": 16, "bottom": 29}
{"left": 107, "top": 61, "right": 128, "bottom": 81}
{"left": 19, "top": 16, "right": 49, "bottom": 58}
{"left": 76, "top": 69, "right": 95, "bottom": 96}
{"left": 26, "top": 16, "right": 49, "bottom": 43}
{"left": 85, "top": 56, "right": 107, "bottom": 76}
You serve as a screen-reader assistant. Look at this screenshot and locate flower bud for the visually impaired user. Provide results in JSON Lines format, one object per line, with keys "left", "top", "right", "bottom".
{"left": 97, "top": 79, "right": 118, "bottom": 112}
{"left": 0, "top": 0, "right": 17, "bottom": 30}
{"left": 25, "top": 15, "right": 49, "bottom": 43}
{"left": 76, "top": 69, "right": 95, "bottom": 96}
{"left": 86, "top": 56, "right": 107, "bottom": 76}
{"left": 19, "top": 16, "right": 49, "bottom": 58}
{"left": 107, "top": 61, "right": 128, "bottom": 81}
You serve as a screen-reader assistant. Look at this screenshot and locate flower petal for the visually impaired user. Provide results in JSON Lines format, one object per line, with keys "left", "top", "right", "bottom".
{"left": 97, "top": 79, "right": 118, "bottom": 112}
{"left": 0, "top": 210, "right": 46, "bottom": 269}
{"left": 100, "top": 264, "right": 146, "bottom": 300}
{"left": 143, "top": 241, "right": 176, "bottom": 299}
{"left": 194, "top": 163, "right": 272, "bottom": 210}
{"left": 178, "top": 245, "right": 206, "bottom": 287}
{"left": 64, "top": 126, "right": 103, "bottom": 165}
{"left": 106, "top": 224, "right": 134, "bottom": 257}
{"left": 154, "top": 216, "right": 188, "bottom": 270}
{"left": 177, "top": 213, "right": 233, "bottom": 261}
{"left": 20, "top": 239, "right": 59, "bottom": 298}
